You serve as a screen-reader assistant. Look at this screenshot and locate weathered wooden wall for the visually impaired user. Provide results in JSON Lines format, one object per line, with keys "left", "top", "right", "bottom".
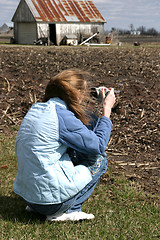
{"left": 56, "top": 22, "right": 104, "bottom": 45}
{"left": 12, "top": 0, "right": 35, "bottom": 23}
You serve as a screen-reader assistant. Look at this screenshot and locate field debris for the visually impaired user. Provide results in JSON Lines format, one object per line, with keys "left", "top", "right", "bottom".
{"left": 0, "top": 45, "right": 159, "bottom": 198}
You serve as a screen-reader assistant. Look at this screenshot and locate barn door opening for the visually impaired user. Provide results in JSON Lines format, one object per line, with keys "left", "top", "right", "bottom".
{"left": 49, "top": 24, "right": 56, "bottom": 45}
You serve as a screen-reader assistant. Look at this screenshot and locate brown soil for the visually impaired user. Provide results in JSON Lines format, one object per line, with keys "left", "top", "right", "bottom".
{"left": 0, "top": 45, "right": 159, "bottom": 202}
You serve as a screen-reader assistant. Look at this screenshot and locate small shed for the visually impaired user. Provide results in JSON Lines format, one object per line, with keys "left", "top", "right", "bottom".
{"left": 63, "top": 35, "right": 78, "bottom": 46}
{"left": 12, "top": 0, "right": 106, "bottom": 45}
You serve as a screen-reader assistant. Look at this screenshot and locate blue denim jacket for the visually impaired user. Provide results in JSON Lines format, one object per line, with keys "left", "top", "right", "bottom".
{"left": 14, "top": 98, "right": 112, "bottom": 204}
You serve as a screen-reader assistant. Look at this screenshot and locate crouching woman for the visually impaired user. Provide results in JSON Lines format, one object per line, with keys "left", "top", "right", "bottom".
{"left": 13, "top": 69, "right": 116, "bottom": 221}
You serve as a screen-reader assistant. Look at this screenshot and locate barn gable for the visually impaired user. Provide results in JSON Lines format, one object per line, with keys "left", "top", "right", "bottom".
{"left": 12, "top": 0, "right": 35, "bottom": 22}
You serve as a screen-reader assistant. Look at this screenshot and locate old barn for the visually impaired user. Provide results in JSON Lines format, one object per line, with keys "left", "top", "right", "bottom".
{"left": 12, "top": 0, "right": 106, "bottom": 45}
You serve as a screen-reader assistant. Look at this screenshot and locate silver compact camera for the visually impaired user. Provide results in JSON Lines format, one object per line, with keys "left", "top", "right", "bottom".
{"left": 91, "top": 86, "right": 110, "bottom": 100}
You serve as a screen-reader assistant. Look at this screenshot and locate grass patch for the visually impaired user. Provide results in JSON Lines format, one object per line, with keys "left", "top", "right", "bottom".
{"left": 0, "top": 133, "right": 159, "bottom": 240}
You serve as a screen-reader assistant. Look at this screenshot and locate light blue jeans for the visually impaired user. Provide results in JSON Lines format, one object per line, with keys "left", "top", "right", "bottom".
{"left": 26, "top": 155, "right": 108, "bottom": 217}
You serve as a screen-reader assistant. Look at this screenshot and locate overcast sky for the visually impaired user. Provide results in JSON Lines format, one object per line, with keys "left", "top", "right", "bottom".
{"left": 0, "top": 0, "right": 160, "bottom": 31}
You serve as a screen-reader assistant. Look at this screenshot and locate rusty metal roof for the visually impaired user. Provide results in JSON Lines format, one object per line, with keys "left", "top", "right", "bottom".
{"left": 26, "top": 0, "right": 106, "bottom": 23}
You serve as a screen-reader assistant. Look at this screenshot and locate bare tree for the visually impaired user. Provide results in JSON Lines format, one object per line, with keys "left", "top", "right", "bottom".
{"left": 137, "top": 26, "right": 146, "bottom": 35}
{"left": 129, "top": 24, "right": 135, "bottom": 32}
{"left": 146, "top": 28, "right": 159, "bottom": 36}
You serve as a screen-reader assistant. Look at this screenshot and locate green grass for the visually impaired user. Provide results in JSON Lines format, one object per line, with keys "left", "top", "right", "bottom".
{"left": 0, "top": 132, "right": 159, "bottom": 240}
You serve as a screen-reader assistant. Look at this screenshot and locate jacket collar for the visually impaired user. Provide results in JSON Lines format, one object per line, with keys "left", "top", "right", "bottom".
{"left": 49, "top": 97, "right": 68, "bottom": 109}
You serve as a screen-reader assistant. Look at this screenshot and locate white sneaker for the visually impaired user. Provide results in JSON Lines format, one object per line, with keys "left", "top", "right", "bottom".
{"left": 46, "top": 211, "right": 95, "bottom": 222}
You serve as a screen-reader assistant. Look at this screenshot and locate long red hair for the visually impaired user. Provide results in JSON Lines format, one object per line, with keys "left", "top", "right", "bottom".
{"left": 43, "top": 69, "right": 91, "bottom": 125}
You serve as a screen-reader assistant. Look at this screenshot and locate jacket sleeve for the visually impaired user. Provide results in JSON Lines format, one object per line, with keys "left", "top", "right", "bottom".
{"left": 56, "top": 105, "right": 112, "bottom": 155}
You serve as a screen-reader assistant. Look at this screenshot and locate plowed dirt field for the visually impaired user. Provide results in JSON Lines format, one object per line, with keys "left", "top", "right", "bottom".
{"left": 0, "top": 45, "right": 159, "bottom": 201}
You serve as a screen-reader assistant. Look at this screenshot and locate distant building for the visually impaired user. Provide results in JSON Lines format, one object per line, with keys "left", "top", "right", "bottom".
{"left": 130, "top": 31, "right": 141, "bottom": 35}
{"left": 0, "top": 23, "right": 9, "bottom": 33}
{"left": 12, "top": 0, "right": 106, "bottom": 45}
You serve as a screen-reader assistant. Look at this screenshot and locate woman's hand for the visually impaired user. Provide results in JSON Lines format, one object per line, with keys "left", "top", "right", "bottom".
{"left": 102, "top": 88, "right": 116, "bottom": 118}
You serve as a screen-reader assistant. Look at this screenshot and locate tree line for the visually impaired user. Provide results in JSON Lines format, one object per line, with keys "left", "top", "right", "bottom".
{"left": 107, "top": 24, "right": 160, "bottom": 36}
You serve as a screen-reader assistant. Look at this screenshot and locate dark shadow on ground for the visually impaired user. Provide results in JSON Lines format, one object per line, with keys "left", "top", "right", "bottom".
{"left": 0, "top": 195, "right": 45, "bottom": 223}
